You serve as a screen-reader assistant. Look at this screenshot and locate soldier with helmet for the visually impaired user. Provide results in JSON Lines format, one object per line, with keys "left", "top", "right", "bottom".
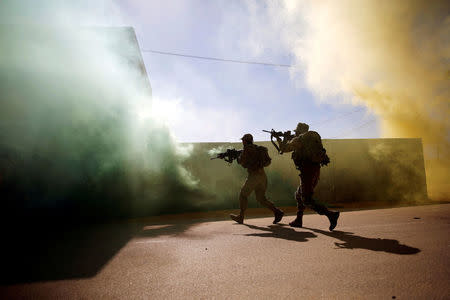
{"left": 276, "top": 122, "right": 339, "bottom": 231}
{"left": 230, "top": 133, "right": 284, "bottom": 224}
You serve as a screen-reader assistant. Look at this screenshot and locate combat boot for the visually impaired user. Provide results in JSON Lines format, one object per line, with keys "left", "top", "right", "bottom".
{"left": 327, "top": 211, "right": 340, "bottom": 231}
{"left": 289, "top": 211, "right": 303, "bottom": 228}
{"left": 273, "top": 209, "right": 284, "bottom": 224}
{"left": 230, "top": 214, "right": 244, "bottom": 224}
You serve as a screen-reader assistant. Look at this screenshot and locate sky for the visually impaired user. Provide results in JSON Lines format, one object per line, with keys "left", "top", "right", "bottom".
{"left": 120, "top": 1, "right": 377, "bottom": 142}
{"left": 2, "top": 1, "right": 447, "bottom": 144}
{"left": 0, "top": 0, "right": 376, "bottom": 143}
{"left": 0, "top": 0, "right": 447, "bottom": 145}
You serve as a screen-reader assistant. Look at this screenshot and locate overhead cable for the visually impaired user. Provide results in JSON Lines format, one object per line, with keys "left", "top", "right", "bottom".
{"left": 330, "top": 118, "right": 377, "bottom": 139}
{"left": 310, "top": 107, "right": 366, "bottom": 127}
{"left": 141, "top": 49, "right": 292, "bottom": 68}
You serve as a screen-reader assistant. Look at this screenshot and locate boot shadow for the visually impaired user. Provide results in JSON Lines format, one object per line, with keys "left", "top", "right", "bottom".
{"left": 242, "top": 223, "right": 317, "bottom": 242}
{"left": 303, "top": 227, "right": 421, "bottom": 255}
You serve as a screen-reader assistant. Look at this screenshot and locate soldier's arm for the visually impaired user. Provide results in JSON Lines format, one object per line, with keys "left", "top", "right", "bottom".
{"left": 277, "top": 136, "right": 301, "bottom": 153}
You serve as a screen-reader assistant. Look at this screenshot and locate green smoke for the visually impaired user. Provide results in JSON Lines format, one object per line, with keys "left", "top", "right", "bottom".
{"left": 0, "top": 20, "right": 201, "bottom": 221}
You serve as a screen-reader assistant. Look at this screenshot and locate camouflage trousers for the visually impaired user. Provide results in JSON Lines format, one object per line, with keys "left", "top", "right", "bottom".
{"left": 295, "top": 162, "right": 330, "bottom": 215}
{"left": 239, "top": 169, "right": 277, "bottom": 215}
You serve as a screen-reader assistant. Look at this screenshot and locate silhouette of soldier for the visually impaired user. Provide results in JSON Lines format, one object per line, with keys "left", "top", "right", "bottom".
{"left": 230, "top": 133, "right": 284, "bottom": 224}
{"left": 276, "top": 123, "right": 339, "bottom": 231}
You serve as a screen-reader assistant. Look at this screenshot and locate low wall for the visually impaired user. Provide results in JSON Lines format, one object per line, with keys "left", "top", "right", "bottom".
{"left": 0, "top": 138, "right": 428, "bottom": 221}
{"left": 184, "top": 138, "right": 428, "bottom": 210}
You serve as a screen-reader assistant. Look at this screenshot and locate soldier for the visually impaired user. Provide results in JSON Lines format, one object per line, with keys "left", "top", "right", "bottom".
{"left": 276, "top": 123, "right": 339, "bottom": 231}
{"left": 230, "top": 134, "right": 284, "bottom": 224}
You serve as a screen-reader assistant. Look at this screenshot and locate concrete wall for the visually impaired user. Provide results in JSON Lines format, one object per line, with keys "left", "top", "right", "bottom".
{"left": 183, "top": 138, "right": 428, "bottom": 210}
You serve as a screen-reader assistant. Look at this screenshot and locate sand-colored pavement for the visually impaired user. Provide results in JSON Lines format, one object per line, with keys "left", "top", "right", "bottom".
{"left": 1, "top": 204, "right": 449, "bottom": 299}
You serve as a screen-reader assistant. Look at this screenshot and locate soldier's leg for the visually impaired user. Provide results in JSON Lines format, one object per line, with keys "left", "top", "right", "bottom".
{"left": 304, "top": 194, "right": 339, "bottom": 231}
{"left": 301, "top": 164, "right": 329, "bottom": 215}
{"left": 254, "top": 173, "right": 276, "bottom": 212}
{"left": 255, "top": 172, "right": 284, "bottom": 224}
{"left": 304, "top": 196, "right": 329, "bottom": 215}
{"left": 239, "top": 178, "right": 255, "bottom": 215}
{"left": 231, "top": 177, "right": 255, "bottom": 223}
{"left": 302, "top": 165, "right": 339, "bottom": 231}
{"left": 295, "top": 185, "right": 306, "bottom": 213}
{"left": 289, "top": 184, "right": 305, "bottom": 228}
{"left": 255, "top": 182, "right": 284, "bottom": 224}
{"left": 255, "top": 190, "right": 277, "bottom": 212}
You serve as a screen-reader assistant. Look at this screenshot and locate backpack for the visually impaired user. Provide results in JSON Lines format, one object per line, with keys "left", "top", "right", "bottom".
{"left": 256, "top": 145, "right": 271, "bottom": 168}
{"left": 297, "top": 131, "right": 330, "bottom": 165}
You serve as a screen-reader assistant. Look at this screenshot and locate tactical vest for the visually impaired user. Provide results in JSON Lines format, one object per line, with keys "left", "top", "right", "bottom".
{"left": 242, "top": 144, "right": 271, "bottom": 170}
{"left": 291, "top": 131, "right": 328, "bottom": 167}
{"left": 256, "top": 145, "right": 271, "bottom": 168}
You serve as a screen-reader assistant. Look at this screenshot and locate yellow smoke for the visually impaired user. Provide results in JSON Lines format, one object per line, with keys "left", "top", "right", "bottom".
{"left": 287, "top": 0, "right": 449, "bottom": 200}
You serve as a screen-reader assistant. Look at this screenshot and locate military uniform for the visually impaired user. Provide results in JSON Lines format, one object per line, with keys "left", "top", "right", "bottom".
{"left": 230, "top": 134, "right": 283, "bottom": 224}
{"left": 279, "top": 124, "right": 339, "bottom": 231}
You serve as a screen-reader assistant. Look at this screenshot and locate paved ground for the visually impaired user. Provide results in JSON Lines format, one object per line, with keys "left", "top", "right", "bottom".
{"left": 1, "top": 204, "right": 449, "bottom": 299}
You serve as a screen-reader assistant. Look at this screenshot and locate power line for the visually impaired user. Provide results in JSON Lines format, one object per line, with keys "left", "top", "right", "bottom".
{"left": 141, "top": 49, "right": 292, "bottom": 68}
{"left": 141, "top": 49, "right": 377, "bottom": 138}
{"left": 310, "top": 107, "right": 366, "bottom": 127}
{"left": 330, "top": 117, "right": 377, "bottom": 139}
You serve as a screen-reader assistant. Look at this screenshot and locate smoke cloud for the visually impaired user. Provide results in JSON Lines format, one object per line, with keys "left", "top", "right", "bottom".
{"left": 257, "top": 0, "right": 449, "bottom": 200}
{"left": 207, "top": 146, "right": 227, "bottom": 157}
{"left": 0, "top": 2, "right": 201, "bottom": 221}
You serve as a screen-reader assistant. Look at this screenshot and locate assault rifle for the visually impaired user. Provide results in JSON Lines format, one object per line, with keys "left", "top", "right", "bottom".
{"left": 210, "top": 148, "right": 242, "bottom": 164}
{"left": 262, "top": 129, "right": 296, "bottom": 154}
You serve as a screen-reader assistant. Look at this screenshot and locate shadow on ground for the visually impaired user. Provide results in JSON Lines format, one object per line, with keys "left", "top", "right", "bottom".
{"left": 137, "top": 221, "right": 199, "bottom": 238}
{"left": 240, "top": 223, "right": 421, "bottom": 255}
{"left": 242, "top": 224, "right": 317, "bottom": 242}
{"left": 0, "top": 219, "right": 199, "bottom": 285}
{"left": 303, "top": 227, "right": 421, "bottom": 255}
{"left": 0, "top": 222, "right": 138, "bottom": 285}
{"left": 0, "top": 208, "right": 424, "bottom": 285}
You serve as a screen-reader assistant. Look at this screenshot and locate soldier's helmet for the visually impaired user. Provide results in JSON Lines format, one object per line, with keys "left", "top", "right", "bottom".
{"left": 241, "top": 133, "right": 253, "bottom": 144}
{"left": 294, "top": 122, "right": 309, "bottom": 135}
